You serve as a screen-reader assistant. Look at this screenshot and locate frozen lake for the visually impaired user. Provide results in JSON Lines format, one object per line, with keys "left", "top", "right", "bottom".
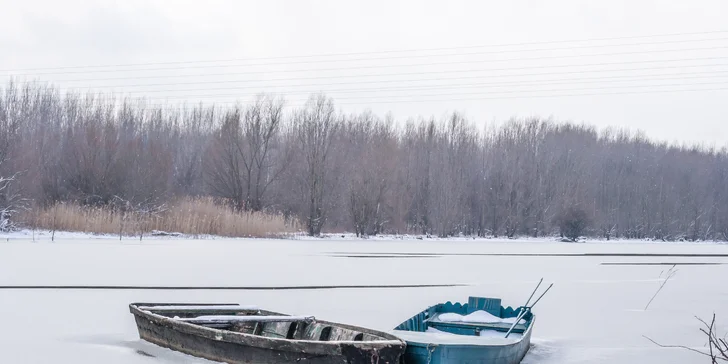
{"left": 1, "top": 233, "right": 727, "bottom": 363}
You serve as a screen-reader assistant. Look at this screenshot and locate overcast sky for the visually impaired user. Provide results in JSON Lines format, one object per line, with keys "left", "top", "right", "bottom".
{"left": 2, "top": 0, "right": 728, "bottom": 146}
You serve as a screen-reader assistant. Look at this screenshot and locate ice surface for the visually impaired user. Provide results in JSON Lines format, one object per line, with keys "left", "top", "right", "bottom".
{"left": 1, "top": 231, "right": 727, "bottom": 363}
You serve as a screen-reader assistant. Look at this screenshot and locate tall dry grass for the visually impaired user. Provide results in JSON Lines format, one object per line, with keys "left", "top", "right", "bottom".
{"left": 18, "top": 197, "right": 300, "bottom": 238}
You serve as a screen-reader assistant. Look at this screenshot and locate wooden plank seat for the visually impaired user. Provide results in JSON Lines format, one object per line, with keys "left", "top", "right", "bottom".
{"left": 260, "top": 321, "right": 295, "bottom": 338}
{"left": 302, "top": 322, "right": 332, "bottom": 341}
{"left": 299, "top": 323, "right": 367, "bottom": 341}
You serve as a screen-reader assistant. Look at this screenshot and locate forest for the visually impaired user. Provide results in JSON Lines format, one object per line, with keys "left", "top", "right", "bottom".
{"left": 0, "top": 81, "right": 726, "bottom": 241}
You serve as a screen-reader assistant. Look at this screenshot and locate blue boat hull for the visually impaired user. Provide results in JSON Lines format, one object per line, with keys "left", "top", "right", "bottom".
{"left": 393, "top": 298, "right": 535, "bottom": 364}
{"left": 399, "top": 319, "right": 533, "bottom": 364}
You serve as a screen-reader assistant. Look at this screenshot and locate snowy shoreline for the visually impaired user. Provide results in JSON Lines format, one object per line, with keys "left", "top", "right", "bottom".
{"left": 0, "top": 228, "right": 726, "bottom": 245}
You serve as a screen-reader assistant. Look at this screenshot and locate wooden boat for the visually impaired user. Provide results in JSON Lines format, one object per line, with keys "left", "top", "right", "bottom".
{"left": 129, "top": 302, "right": 405, "bottom": 364}
{"left": 392, "top": 296, "right": 537, "bottom": 364}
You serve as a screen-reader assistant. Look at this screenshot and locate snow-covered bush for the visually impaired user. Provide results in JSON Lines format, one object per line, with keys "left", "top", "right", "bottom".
{"left": 555, "top": 204, "right": 591, "bottom": 242}
{"left": 0, "top": 173, "right": 24, "bottom": 232}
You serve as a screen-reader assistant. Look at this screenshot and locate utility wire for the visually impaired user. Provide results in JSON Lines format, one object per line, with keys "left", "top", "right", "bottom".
{"left": 48, "top": 69, "right": 728, "bottom": 92}
{"left": 9, "top": 56, "right": 728, "bottom": 84}
{"left": 139, "top": 86, "right": 728, "bottom": 110}
{"left": 102, "top": 73, "right": 728, "bottom": 97}
{"left": 3, "top": 29, "right": 728, "bottom": 72}
{"left": 332, "top": 86, "right": 728, "bottom": 105}
{"left": 140, "top": 79, "right": 728, "bottom": 100}
{"left": 5, "top": 42, "right": 728, "bottom": 77}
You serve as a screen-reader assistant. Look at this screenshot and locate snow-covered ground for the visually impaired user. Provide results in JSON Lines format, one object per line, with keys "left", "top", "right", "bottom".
{"left": 1, "top": 231, "right": 727, "bottom": 363}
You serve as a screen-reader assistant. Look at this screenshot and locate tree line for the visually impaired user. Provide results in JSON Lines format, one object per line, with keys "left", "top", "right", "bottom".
{"left": 1, "top": 81, "right": 726, "bottom": 240}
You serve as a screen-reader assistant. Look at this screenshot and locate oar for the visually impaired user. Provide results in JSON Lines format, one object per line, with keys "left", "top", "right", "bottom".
{"left": 503, "top": 279, "right": 542, "bottom": 338}
{"left": 522, "top": 278, "right": 543, "bottom": 309}
{"left": 511, "top": 278, "right": 542, "bottom": 324}
{"left": 505, "top": 283, "right": 553, "bottom": 338}
{"left": 529, "top": 283, "right": 553, "bottom": 308}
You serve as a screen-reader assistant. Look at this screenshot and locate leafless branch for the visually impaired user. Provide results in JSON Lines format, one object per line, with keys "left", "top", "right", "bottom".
{"left": 645, "top": 314, "right": 728, "bottom": 363}
{"left": 643, "top": 335, "right": 719, "bottom": 360}
{"left": 645, "top": 264, "right": 678, "bottom": 310}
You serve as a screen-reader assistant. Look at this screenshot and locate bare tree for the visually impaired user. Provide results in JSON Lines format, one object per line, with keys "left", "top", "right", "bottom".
{"left": 294, "top": 94, "right": 339, "bottom": 236}
{"left": 346, "top": 112, "right": 395, "bottom": 236}
{"left": 206, "top": 108, "right": 247, "bottom": 210}
{"left": 239, "top": 95, "right": 287, "bottom": 211}
{"left": 2, "top": 80, "right": 728, "bottom": 240}
{"left": 206, "top": 96, "right": 287, "bottom": 212}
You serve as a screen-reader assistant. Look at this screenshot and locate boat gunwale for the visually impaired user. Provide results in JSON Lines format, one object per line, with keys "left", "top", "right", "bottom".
{"left": 129, "top": 303, "right": 405, "bottom": 351}
{"left": 392, "top": 301, "right": 537, "bottom": 349}
{"left": 394, "top": 315, "right": 536, "bottom": 348}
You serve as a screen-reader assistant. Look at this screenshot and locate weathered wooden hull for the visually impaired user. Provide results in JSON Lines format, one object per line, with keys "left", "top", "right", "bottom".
{"left": 130, "top": 304, "right": 405, "bottom": 364}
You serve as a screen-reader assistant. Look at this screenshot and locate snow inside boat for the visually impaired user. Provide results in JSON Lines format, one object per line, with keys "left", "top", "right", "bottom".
{"left": 392, "top": 297, "right": 535, "bottom": 364}
{"left": 129, "top": 302, "right": 405, "bottom": 364}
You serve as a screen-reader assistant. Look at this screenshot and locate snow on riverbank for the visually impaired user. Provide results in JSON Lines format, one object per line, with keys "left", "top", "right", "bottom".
{"left": 2, "top": 228, "right": 727, "bottom": 245}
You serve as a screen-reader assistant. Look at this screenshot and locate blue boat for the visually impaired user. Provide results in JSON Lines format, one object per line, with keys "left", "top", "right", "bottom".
{"left": 392, "top": 296, "right": 539, "bottom": 364}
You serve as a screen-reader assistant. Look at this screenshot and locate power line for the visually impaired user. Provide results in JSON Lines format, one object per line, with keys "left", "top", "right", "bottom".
{"left": 140, "top": 86, "right": 728, "bottom": 110}
{"left": 151, "top": 84, "right": 728, "bottom": 105}
{"left": 3, "top": 29, "right": 728, "bottom": 72}
{"left": 137, "top": 80, "right": 728, "bottom": 102}
{"left": 10, "top": 56, "right": 728, "bottom": 84}
{"left": 139, "top": 79, "right": 728, "bottom": 101}
{"left": 5, "top": 42, "right": 728, "bottom": 77}
{"left": 22, "top": 62, "right": 728, "bottom": 93}
{"left": 323, "top": 87, "right": 728, "bottom": 106}
{"left": 105, "top": 73, "right": 728, "bottom": 98}
{"left": 335, "top": 86, "right": 728, "bottom": 105}
{"left": 51, "top": 69, "right": 728, "bottom": 93}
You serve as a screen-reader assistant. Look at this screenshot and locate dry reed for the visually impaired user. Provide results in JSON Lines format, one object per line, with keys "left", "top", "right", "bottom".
{"left": 18, "top": 197, "right": 300, "bottom": 238}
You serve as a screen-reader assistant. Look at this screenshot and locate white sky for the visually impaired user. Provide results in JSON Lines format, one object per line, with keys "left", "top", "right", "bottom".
{"left": 1, "top": 0, "right": 728, "bottom": 145}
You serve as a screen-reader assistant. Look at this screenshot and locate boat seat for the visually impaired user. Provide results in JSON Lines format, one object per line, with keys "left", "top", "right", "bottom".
{"left": 467, "top": 297, "right": 502, "bottom": 316}
{"left": 259, "top": 321, "right": 294, "bottom": 338}
{"left": 302, "top": 323, "right": 333, "bottom": 341}
{"left": 231, "top": 321, "right": 258, "bottom": 334}
{"left": 361, "top": 333, "right": 383, "bottom": 342}
{"left": 327, "top": 326, "right": 365, "bottom": 341}
{"left": 297, "top": 323, "right": 368, "bottom": 341}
